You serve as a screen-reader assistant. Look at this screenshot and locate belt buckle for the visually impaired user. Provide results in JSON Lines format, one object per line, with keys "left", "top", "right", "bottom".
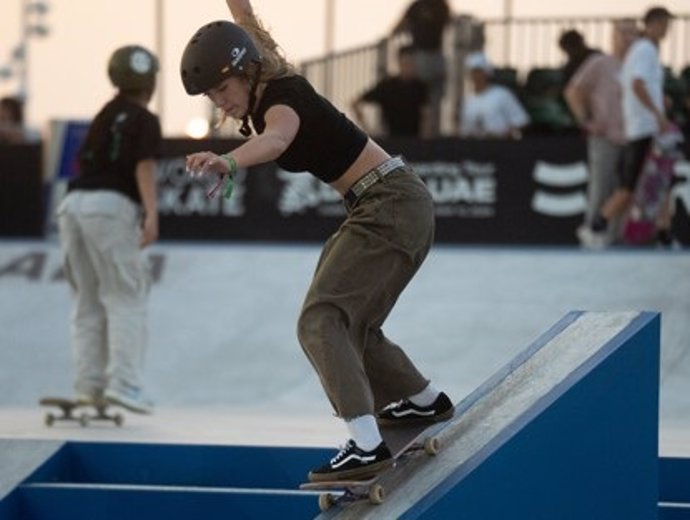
{"left": 347, "top": 157, "right": 401, "bottom": 205}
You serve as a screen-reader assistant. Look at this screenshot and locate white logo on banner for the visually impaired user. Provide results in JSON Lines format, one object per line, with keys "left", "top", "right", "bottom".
{"left": 276, "top": 162, "right": 498, "bottom": 218}
{"left": 531, "top": 161, "right": 588, "bottom": 217}
{"left": 156, "top": 157, "right": 246, "bottom": 217}
{"left": 414, "top": 161, "right": 497, "bottom": 217}
{"left": 277, "top": 170, "right": 343, "bottom": 216}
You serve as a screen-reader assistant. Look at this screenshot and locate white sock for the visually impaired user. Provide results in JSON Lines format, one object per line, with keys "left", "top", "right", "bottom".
{"left": 346, "top": 415, "right": 383, "bottom": 451}
{"left": 408, "top": 383, "right": 440, "bottom": 407}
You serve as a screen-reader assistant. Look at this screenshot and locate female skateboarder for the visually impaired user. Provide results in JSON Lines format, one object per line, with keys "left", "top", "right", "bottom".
{"left": 181, "top": 0, "right": 453, "bottom": 482}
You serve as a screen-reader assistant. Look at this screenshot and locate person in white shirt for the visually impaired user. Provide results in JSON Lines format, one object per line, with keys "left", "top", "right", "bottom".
{"left": 459, "top": 52, "right": 529, "bottom": 139}
{"left": 566, "top": 19, "right": 638, "bottom": 244}
{"left": 579, "top": 6, "right": 674, "bottom": 247}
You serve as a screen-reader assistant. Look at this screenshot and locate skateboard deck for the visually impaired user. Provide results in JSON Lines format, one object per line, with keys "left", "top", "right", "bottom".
{"left": 623, "top": 126, "right": 683, "bottom": 245}
{"left": 39, "top": 396, "right": 125, "bottom": 427}
{"left": 300, "top": 416, "right": 451, "bottom": 511}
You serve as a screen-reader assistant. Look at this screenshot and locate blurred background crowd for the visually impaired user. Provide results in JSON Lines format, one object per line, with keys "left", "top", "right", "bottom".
{"left": 1, "top": 0, "right": 689, "bottom": 248}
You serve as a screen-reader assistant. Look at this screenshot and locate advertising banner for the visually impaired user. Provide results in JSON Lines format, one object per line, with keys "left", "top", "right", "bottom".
{"left": 7, "top": 131, "right": 688, "bottom": 244}
{"left": 157, "top": 137, "right": 589, "bottom": 244}
{"left": 0, "top": 144, "right": 43, "bottom": 237}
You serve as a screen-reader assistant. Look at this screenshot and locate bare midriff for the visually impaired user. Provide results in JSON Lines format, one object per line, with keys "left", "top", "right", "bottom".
{"left": 329, "top": 138, "right": 392, "bottom": 196}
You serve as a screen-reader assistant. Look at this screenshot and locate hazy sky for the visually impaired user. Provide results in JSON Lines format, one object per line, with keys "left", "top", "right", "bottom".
{"left": 1, "top": 0, "right": 688, "bottom": 136}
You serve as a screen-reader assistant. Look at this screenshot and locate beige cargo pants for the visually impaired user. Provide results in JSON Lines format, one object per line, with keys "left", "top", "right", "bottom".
{"left": 57, "top": 190, "right": 150, "bottom": 398}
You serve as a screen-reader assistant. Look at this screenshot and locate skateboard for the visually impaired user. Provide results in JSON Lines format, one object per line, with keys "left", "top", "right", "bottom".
{"left": 300, "top": 419, "right": 448, "bottom": 511}
{"left": 39, "top": 396, "right": 125, "bottom": 427}
{"left": 623, "top": 126, "right": 684, "bottom": 245}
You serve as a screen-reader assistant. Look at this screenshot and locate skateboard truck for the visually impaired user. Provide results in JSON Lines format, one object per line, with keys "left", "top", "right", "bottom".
{"left": 40, "top": 397, "right": 124, "bottom": 427}
{"left": 318, "top": 481, "right": 386, "bottom": 511}
{"left": 301, "top": 431, "right": 443, "bottom": 511}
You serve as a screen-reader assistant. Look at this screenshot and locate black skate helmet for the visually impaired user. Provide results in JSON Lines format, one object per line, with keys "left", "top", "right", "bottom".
{"left": 108, "top": 45, "right": 159, "bottom": 91}
{"left": 180, "top": 20, "right": 262, "bottom": 96}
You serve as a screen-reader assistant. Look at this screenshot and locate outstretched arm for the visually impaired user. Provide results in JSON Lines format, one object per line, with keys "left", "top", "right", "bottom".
{"left": 225, "top": 0, "right": 284, "bottom": 59}
{"left": 226, "top": 0, "right": 255, "bottom": 24}
{"left": 391, "top": 12, "right": 409, "bottom": 35}
{"left": 186, "top": 105, "right": 300, "bottom": 177}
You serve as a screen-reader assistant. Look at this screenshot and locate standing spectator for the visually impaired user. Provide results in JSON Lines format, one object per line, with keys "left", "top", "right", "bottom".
{"left": 0, "top": 96, "right": 39, "bottom": 144}
{"left": 459, "top": 52, "right": 529, "bottom": 139}
{"left": 578, "top": 6, "right": 674, "bottom": 248}
{"left": 351, "top": 45, "right": 431, "bottom": 139}
{"left": 57, "top": 45, "right": 161, "bottom": 413}
{"left": 392, "top": 0, "right": 451, "bottom": 137}
{"left": 566, "top": 20, "right": 638, "bottom": 244}
{"left": 558, "top": 29, "right": 600, "bottom": 88}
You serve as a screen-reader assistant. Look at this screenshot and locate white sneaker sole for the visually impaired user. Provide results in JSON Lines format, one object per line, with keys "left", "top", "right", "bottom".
{"left": 105, "top": 393, "right": 154, "bottom": 415}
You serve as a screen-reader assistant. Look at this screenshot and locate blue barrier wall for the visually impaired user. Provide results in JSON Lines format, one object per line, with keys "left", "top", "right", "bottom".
{"left": 4, "top": 443, "right": 332, "bottom": 520}
{"left": 0, "top": 312, "right": 669, "bottom": 519}
{"left": 407, "top": 312, "right": 660, "bottom": 520}
{"left": 659, "top": 458, "right": 690, "bottom": 519}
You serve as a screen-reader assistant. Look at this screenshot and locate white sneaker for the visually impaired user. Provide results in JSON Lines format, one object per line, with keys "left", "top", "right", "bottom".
{"left": 105, "top": 387, "right": 154, "bottom": 415}
{"left": 74, "top": 389, "right": 105, "bottom": 406}
{"left": 576, "top": 225, "right": 609, "bottom": 249}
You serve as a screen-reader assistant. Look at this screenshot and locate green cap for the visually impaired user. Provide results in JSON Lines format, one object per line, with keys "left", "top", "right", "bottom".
{"left": 108, "top": 45, "right": 159, "bottom": 90}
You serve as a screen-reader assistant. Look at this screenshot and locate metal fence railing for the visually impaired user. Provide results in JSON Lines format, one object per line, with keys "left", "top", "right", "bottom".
{"left": 298, "top": 14, "right": 690, "bottom": 137}
{"left": 483, "top": 14, "right": 690, "bottom": 74}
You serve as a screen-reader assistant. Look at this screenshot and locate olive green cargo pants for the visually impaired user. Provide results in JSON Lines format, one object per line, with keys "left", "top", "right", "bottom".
{"left": 297, "top": 163, "right": 434, "bottom": 419}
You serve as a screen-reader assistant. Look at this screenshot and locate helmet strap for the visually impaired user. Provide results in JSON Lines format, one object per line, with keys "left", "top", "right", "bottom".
{"left": 239, "top": 61, "right": 263, "bottom": 138}
{"left": 239, "top": 117, "right": 251, "bottom": 138}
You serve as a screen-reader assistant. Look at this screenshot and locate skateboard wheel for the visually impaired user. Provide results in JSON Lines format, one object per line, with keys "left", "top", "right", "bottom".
{"left": 114, "top": 414, "right": 124, "bottom": 427}
{"left": 368, "top": 484, "right": 385, "bottom": 505}
{"left": 44, "top": 413, "right": 55, "bottom": 427}
{"left": 424, "top": 436, "right": 441, "bottom": 455}
{"left": 318, "top": 493, "right": 336, "bottom": 511}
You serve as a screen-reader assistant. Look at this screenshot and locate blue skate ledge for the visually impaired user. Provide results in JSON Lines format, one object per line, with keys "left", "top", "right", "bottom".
{"left": 0, "top": 311, "right": 678, "bottom": 519}
{"left": 0, "top": 443, "right": 331, "bottom": 520}
{"left": 411, "top": 311, "right": 661, "bottom": 520}
{"left": 316, "top": 311, "right": 663, "bottom": 519}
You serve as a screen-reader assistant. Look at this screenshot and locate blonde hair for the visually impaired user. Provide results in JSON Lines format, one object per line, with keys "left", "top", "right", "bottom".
{"left": 216, "top": 14, "right": 294, "bottom": 131}
{"left": 240, "top": 15, "right": 295, "bottom": 81}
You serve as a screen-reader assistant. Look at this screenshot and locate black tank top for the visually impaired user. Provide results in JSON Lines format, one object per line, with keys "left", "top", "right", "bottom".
{"left": 251, "top": 75, "right": 367, "bottom": 183}
{"left": 70, "top": 94, "right": 161, "bottom": 204}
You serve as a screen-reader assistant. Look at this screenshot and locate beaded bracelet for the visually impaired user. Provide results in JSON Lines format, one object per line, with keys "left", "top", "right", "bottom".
{"left": 220, "top": 154, "right": 237, "bottom": 175}
{"left": 220, "top": 153, "right": 237, "bottom": 199}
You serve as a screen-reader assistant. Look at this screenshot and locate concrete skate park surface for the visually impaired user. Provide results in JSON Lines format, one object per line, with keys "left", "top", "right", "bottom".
{"left": 0, "top": 240, "right": 688, "bottom": 455}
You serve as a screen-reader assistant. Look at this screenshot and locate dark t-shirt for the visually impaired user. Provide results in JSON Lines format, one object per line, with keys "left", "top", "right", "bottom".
{"left": 362, "top": 77, "right": 429, "bottom": 137}
{"left": 404, "top": 0, "right": 450, "bottom": 51}
{"left": 70, "top": 94, "right": 161, "bottom": 204}
{"left": 251, "top": 75, "right": 367, "bottom": 183}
